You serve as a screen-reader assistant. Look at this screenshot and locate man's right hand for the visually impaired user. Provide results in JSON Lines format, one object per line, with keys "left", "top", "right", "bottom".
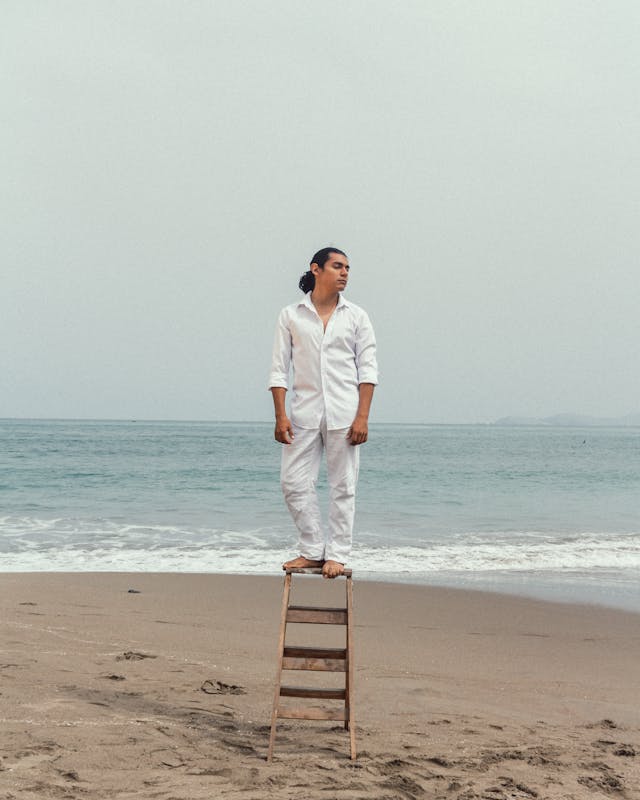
{"left": 274, "top": 415, "right": 294, "bottom": 445}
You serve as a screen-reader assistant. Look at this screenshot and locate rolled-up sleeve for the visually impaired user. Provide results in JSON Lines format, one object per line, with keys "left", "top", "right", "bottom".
{"left": 355, "top": 311, "right": 379, "bottom": 385}
{"left": 268, "top": 308, "right": 292, "bottom": 389}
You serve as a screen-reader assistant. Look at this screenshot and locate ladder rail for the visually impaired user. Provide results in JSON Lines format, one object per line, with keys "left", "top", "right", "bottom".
{"left": 267, "top": 572, "right": 292, "bottom": 762}
{"left": 346, "top": 573, "right": 356, "bottom": 758}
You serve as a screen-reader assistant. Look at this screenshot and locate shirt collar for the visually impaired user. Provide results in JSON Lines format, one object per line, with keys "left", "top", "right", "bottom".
{"left": 299, "top": 292, "right": 350, "bottom": 311}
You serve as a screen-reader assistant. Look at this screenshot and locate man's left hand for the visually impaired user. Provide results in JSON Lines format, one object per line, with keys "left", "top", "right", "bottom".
{"left": 347, "top": 416, "right": 368, "bottom": 446}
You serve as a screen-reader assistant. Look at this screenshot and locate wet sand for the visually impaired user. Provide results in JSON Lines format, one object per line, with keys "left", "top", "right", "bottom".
{"left": 1, "top": 572, "right": 639, "bottom": 799}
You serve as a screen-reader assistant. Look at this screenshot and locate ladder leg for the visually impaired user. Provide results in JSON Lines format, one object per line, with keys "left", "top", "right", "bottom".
{"left": 345, "top": 575, "right": 356, "bottom": 759}
{"left": 267, "top": 572, "right": 292, "bottom": 762}
{"left": 344, "top": 577, "right": 350, "bottom": 732}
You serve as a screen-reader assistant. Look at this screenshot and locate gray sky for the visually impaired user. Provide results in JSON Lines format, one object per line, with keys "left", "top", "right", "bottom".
{"left": 2, "top": 1, "right": 639, "bottom": 424}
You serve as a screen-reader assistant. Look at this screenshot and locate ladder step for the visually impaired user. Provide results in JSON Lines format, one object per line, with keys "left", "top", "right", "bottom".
{"left": 286, "top": 605, "right": 347, "bottom": 625}
{"left": 280, "top": 685, "right": 346, "bottom": 700}
{"left": 277, "top": 705, "right": 347, "bottom": 721}
{"left": 283, "top": 646, "right": 347, "bottom": 659}
{"left": 282, "top": 646, "right": 347, "bottom": 673}
{"left": 285, "top": 567, "right": 352, "bottom": 577}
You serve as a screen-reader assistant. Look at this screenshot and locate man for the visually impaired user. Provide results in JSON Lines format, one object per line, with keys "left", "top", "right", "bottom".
{"left": 268, "top": 247, "right": 378, "bottom": 579}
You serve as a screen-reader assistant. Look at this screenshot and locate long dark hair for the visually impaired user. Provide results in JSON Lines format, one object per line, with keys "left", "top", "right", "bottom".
{"left": 299, "top": 247, "right": 347, "bottom": 293}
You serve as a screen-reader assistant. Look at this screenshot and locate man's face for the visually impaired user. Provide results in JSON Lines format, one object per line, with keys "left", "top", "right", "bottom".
{"left": 312, "top": 253, "right": 350, "bottom": 293}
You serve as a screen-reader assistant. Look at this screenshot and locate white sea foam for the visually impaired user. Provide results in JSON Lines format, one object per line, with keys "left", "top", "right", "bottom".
{"left": 1, "top": 516, "right": 639, "bottom": 576}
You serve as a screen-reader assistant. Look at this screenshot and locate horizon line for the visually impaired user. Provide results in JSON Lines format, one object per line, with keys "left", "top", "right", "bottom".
{"left": 1, "top": 415, "right": 639, "bottom": 428}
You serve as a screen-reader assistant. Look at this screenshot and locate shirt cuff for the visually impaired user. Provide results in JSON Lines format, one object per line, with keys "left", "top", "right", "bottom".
{"left": 268, "top": 376, "right": 289, "bottom": 390}
{"left": 357, "top": 370, "right": 378, "bottom": 385}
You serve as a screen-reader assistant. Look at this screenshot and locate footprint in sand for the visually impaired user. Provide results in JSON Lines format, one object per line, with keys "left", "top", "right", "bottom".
{"left": 201, "top": 679, "right": 246, "bottom": 695}
{"left": 592, "top": 738, "right": 636, "bottom": 757}
{"left": 57, "top": 769, "right": 80, "bottom": 782}
{"left": 586, "top": 718, "right": 618, "bottom": 730}
{"left": 426, "top": 755, "right": 453, "bottom": 767}
{"left": 578, "top": 769, "right": 624, "bottom": 793}
{"left": 220, "top": 738, "right": 258, "bottom": 756}
{"left": 381, "top": 774, "right": 425, "bottom": 797}
{"left": 116, "top": 651, "right": 157, "bottom": 661}
{"left": 613, "top": 744, "right": 636, "bottom": 757}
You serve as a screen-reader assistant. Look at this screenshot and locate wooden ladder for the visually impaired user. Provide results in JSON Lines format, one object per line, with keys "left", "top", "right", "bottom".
{"left": 267, "top": 567, "right": 355, "bottom": 761}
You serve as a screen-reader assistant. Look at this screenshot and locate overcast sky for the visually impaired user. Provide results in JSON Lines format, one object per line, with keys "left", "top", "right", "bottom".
{"left": 2, "top": 1, "right": 639, "bottom": 424}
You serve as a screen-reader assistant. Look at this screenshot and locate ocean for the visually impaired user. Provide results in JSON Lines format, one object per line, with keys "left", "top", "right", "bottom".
{"left": 1, "top": 419, "right": 639, "bottom": 611}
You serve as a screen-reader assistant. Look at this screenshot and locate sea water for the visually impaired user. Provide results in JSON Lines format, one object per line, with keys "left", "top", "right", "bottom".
{"left": 1, "top": 419, "right": 638, "bottom": 611}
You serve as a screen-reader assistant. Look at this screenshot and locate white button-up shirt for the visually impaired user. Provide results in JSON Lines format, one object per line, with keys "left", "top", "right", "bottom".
{"left": 268, "top": 293, "right": 379, "bottom": 430}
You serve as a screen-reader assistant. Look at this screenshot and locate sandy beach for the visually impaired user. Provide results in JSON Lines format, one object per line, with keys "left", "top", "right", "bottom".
{"left": 1, "top": 572, "right": 638, "bottom": 799}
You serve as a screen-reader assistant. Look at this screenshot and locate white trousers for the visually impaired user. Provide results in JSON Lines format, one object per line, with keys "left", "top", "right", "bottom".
{"left": 280, "top": 419, "right": 360, "bottom": 564}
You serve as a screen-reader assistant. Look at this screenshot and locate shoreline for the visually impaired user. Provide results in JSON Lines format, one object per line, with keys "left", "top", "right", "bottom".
{"left": 2, "top": 572, "right": 639, "bottom": 798}
{"left": 2, "top": 566, "right": 639, "bottom": 615}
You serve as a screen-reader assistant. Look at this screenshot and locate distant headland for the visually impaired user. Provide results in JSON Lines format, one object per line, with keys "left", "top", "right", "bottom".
{"left": 493, "top": 412, "right": 640, "bottom": 427}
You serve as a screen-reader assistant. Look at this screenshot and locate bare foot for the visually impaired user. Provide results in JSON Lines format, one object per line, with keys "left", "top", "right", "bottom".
{"left": 283, "top": 556, "right": 324, "bottom": 571}
{"left": 322, "top": 560, "right": 345, "bottom": 579}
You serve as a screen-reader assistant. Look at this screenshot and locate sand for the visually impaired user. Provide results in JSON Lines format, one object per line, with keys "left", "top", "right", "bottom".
{"left": 1, "top": 572, "right": 639, "bottom": 799}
